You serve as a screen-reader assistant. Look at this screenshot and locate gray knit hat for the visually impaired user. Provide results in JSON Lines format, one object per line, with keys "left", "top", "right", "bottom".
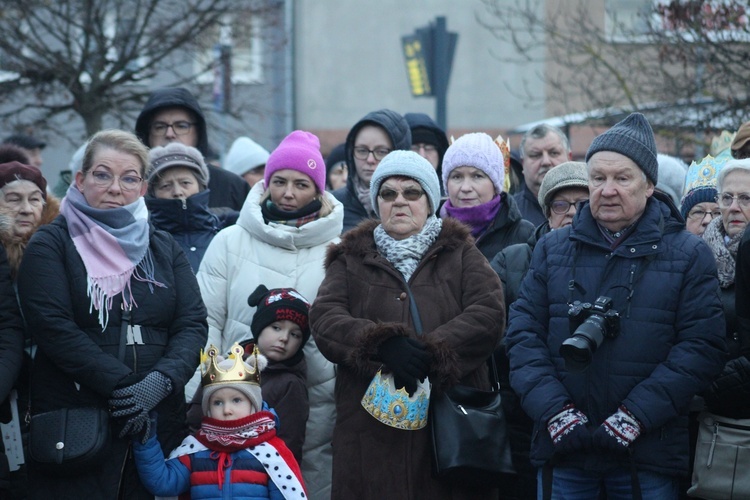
{"left": 370, "top": 150, "right": 441, "bottom": 217}
{"left": 537, "top": 161, "right": 589, "bottom": 216}
{"left": 147, "top": 142, "right": 209, "bottom": 195}
{"left": 442, "top": 132, "right": 504, "bottom": 195}
{"left": 585, "top": 113, "right": 659, "bottom": 184}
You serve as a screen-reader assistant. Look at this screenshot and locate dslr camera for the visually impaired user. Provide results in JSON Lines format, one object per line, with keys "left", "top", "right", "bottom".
{"left": 560, "top": 296, "right": 620, "bottom": 371}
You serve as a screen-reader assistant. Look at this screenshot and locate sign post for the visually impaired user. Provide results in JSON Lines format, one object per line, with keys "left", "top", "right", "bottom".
{"left": 401, "top": 16, "right": 458, "bottom": 131}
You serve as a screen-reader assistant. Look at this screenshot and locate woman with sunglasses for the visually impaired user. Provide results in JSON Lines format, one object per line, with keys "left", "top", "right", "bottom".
{"left": 332, "top": 109, "right": 412, "bottom": 233}
{"left": 440, "top": 133, "right": 534, "bottom": 261}
{"left": 195, "top": 130, "right": 343, "bottom": 500}
{"left": 311, "top": 151, "right": 504, "bottom": 499}
{"left": 17, "top": 129, "right": 208, "bottom": 498}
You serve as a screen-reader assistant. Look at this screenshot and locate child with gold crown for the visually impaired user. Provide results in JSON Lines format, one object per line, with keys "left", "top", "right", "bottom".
{"left": 132, "top": 343, "right": 306, "bottom": 499}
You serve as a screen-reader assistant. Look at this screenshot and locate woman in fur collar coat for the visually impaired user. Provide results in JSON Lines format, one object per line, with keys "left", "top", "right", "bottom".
{"left": 310, "top": 151, "right": 505, "bottom": 499}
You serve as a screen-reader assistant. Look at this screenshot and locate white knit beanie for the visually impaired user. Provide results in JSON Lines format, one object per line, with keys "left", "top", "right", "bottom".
{"left": 224, "top": 136, "right": 270, "bottom": 177}
{"left": 369, "top": 150, "right": 441, "bottom": 217}
{"left": 442, "top": 133, "right": 505, "bottom": 195}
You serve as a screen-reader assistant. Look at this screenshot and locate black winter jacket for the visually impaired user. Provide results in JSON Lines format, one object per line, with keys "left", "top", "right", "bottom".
{"left": 18, "top": 216, "right": 208, "bottom": 499}
{"left": 512, "top": 183, "right": 546, "bottom": 227}
{"left": 146, "top": 189, "right": 222, "bottom": 273}
{"left": 333, "top": 109, "right": 411, "bottom": 233}
{"left": 474, "top": 193, "right": 535, "bottom": 261}
{"left": 0, "top": 244, "right": 22, "bottom": 405}
{"left": 135, "top": 87, "right": 249, "bottom": 212}
{"left": 506, "top": 197, "right": 726, "bottom": 476}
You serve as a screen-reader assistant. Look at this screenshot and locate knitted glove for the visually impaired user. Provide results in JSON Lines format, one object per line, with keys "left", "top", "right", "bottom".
{"left": 109, "top": 371, "right": 172, "bottom": 441}
{"left": 132, "top": 411, "right": 159, "bottom": 446}
{"left": 592, "top": 405, "right": 642, "bottom": 452}
{"left": 377, "top": 336, "right": 431, "bottom": 396}
{"left": 547, "top": 404, "right": 591, "bottom": 455}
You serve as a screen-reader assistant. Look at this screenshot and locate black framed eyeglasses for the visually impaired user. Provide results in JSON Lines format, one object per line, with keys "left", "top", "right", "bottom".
{"left": 378, "top": 187, "right": 425, "bottom": 202}
{"left": 150, "top": 121, "right": 196, "bottom": 136}
{"left": 353, "top": 147, "right": 391, "bottom": 161}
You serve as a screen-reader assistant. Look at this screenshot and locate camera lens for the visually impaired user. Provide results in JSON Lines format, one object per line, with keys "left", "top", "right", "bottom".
{"left": 559, "top": 336, "right": 593, "bottom": 372}
{"left": 560, "top": 316, "right": 607, "bottom": 371}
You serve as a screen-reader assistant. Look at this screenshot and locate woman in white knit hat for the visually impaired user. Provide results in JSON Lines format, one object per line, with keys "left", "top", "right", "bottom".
{"left": 440, "top": 132, "right": 534, "bottom": 260}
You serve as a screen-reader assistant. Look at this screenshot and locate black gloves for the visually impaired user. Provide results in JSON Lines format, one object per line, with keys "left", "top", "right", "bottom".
{"left": 377, "top": 336, "right": 431, "bottom": 396}
{"left": 109, "top": 371, "right": 172, "bottom": 443}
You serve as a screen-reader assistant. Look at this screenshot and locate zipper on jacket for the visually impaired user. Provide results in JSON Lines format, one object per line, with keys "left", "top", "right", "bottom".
{"left": 181, "top": 198, "right": 187, "bottom": 210}
{"left": 626, "top": 264, "right": 636, "bottom": 318}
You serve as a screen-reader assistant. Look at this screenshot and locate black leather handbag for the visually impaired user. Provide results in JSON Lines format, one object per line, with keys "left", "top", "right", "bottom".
{"left": 429, "top": 360, "right": 514, "bottom": 487}
{"left": 28, "top": 407, "right": 110, "bottom": 474}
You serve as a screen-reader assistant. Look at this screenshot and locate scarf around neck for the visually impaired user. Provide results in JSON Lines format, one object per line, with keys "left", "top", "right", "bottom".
{"left": 440, "top": 194, "right": 502, "bottom": 238}
{"left": 703, "top": 216, "right": 743, "bottom": 288}
{"left": 60, "top": 184, "right": 163, "bottom": 329}
{"left": 354, "top": 174, "right": 375, "bottom": 216}
{"left": 196, "top": 411, "right": 277, "bottom": 453}
{"left": 374, "top": 215, "right": 442, "bottom": 282}
{"left": 261, "top": 197, "right": 322, "bottom": 228}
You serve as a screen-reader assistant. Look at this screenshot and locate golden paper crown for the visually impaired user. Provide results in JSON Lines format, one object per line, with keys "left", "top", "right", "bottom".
{"left": 200, "top": 342, "right": 261, "bottom": 388}
{"left": 494, "top": 134, "right": 512, "bottom": 193}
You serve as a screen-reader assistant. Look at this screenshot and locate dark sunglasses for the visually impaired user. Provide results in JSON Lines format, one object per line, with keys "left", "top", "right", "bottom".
{"left": 378, "top": 187, "right": 425, "bottom": 202}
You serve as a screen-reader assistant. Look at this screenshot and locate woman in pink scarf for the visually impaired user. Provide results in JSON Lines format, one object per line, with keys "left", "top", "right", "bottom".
{"left": 17, "top": 129, "right": 208, "bottom": 499}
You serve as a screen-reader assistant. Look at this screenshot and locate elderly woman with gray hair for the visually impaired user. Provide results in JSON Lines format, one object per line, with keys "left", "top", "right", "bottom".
{"left": 311, "top": 150, "right": 504, "bottom": 499}
{"left": 701, "top": 158, "right": 750, "bottom": 417}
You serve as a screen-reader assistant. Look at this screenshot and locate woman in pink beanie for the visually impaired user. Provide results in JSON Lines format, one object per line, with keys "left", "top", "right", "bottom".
{"left": 194, "top": 130, "right": 343, "bottom": 500}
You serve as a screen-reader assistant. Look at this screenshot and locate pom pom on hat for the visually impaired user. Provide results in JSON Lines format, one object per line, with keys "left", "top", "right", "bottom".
{"left": 369, "top": 150, "right": 441, "bottom": 217}
{"left": 147, "top": 143, "right": 209, "bottom": 195}
{"left": 441, "top": 133, "right": 505, "bottom": 195}
{"left": 586, "top": 113, "right": 659, "bottom": 185}
{"left": 247, "top": 284, "right": 311, "bottom": 347}
{"left": 264, "top": 130, "right": 326, "bottom": 194}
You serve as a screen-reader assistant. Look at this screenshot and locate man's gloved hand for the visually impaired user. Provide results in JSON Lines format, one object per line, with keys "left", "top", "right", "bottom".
{"left": 592, "top": 405, "right": 642, "bottom": 452}
{"left": 109, "top": 371, "right": 172, "bottom": 440}
{"left": 547, "top": 404, "right": 591, "bottom": 455}
{"left": 377, "top": 336, "right": 431, "bottom": 396}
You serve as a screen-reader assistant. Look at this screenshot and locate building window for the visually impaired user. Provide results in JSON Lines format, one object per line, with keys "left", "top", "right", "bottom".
{"left": 195, "top": 13, "right": 263, "bottom": 85}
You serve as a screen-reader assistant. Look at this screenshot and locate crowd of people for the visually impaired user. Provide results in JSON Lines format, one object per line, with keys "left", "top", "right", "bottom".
{"left": 0, "top": 84, "right": 748, "bottom": 500}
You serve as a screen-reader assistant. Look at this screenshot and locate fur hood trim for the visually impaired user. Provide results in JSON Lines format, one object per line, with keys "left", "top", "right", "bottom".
{"left": 325, "top": 217, "right": 473, "bottom": 269}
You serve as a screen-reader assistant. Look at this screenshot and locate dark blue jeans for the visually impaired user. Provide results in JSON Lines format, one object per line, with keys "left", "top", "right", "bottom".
{"left": 537, "top": 466, "right": 679, "bottom": 500}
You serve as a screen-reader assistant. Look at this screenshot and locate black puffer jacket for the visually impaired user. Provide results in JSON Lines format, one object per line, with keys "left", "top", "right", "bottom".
{"left": 0, "top": 244, "right": 22, "bottom": 405}
{"left": 474, "top": 193, "right": 535, "bottom": 261}
{"left": 18, "top": 216, "right": 208, "bottom": 499}
{"left": 135, "top": 87, "right": 250, "bottom": 212}
{"left": 146, "top": 189, "right": 222, "bottom": 273}
{"left": 332, "top": 109, "right": 411, "bottom": 233}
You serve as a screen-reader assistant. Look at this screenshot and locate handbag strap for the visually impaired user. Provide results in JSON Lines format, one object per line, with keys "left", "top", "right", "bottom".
{"left": 404, "top": 283, "right": 423, "bottom": 336}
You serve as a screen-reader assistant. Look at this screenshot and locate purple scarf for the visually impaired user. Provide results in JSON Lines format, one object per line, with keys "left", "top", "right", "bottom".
{"left": 441, "top": 195, "right": 502, "bottom": 237}
{"left": 60, "top": 184, "right": 163, "bottom": 329}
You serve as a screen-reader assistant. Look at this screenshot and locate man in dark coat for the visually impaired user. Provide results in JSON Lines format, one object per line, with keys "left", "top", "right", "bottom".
{"left": 513, "top": 124, "right": 572, "bottom": 226}
{"left": 506, "top": 113, "right": 726, "bottom": 498}
{"left": 135, "top": 87, "right": 249, "bottom": 213}
{"left": 332, "top": 109, "right": 411, "bottom": 233}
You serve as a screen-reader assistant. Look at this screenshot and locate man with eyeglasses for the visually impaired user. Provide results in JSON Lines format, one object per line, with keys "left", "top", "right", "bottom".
{"left": 332, "top": 109, "right": 412, "bottom": 233}
{"left": 506, "top": 113, "right": 725, "bottom": 499}
{"left": 135, "top": 87, "right": 249, "bottom": 213}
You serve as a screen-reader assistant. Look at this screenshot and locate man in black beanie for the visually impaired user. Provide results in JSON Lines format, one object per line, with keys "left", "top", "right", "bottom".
{"left": 506, "top": 113, "right": 726, "bottom": 498}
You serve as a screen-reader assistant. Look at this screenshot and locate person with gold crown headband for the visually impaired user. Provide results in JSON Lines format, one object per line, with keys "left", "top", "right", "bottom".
{"left": 132, "top": 342, "right": 306, "bottom": 499}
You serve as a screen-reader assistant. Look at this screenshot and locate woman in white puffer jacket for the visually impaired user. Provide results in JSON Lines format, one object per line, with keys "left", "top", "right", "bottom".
{"left": 194, "top": 130, "right": 343, "bottom": 500}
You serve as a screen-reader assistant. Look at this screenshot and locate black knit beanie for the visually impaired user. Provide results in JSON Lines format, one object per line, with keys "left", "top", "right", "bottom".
{"left": 586, "top": 113, "right": 659, "bottom": 184}
{"left": 247, "top": 285, "right": 311, "bottom": 347}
